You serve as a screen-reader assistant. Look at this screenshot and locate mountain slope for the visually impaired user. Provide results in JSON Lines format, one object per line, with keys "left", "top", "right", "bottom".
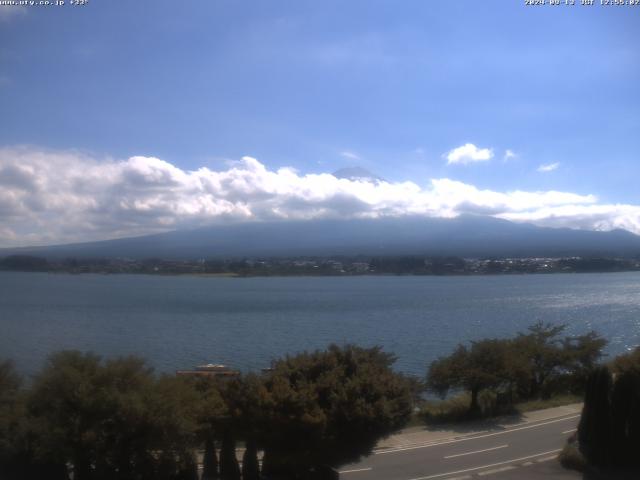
{"left": 2, "top": 215, "right": 640, "bottom": 260}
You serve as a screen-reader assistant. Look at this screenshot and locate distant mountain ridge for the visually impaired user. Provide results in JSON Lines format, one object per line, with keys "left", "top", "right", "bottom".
{"left": 2, "top": 215, "right": 640, "bottom": 260}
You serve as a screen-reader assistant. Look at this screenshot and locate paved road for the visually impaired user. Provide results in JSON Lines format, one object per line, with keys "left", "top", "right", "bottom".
{"left": 339, "top": 412, "right": 581, "bottom": 480}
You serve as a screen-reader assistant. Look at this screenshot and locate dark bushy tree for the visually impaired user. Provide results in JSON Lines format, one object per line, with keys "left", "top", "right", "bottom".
{"left": 578, "top": 366, "right": 612, "bottom": 467}
{"left": 0, "top": 361, "right": 44, "bottom": 480}
{"left": 26, "top": 351, "right": 200, "bottom": 480}
{"left": 194, "top": 378, "right": 227, "bottom": 480}
{"left": 610, "top": 370, "right": 640, "bottom": 467}
{"left": 609, "top": 347, "right": 640, "bottom": 469}
{"left": 561, "top": 331, "right": 608, "bottom": 392}
{"left": 220, "top": 374, "right": 265, "bottom": 480}
{"left": 578, "top": 348, "right": 640, "bottom": 471}
{"left": 201, "top": 435, "right": 219, "bottom": 480}
{"left": 242, "top": 439, "right": 260, "bottom": 480}
{"left": 514, "top": 322, "right": 567, "bottom": 398}
{"left": 219, "top": 429, "right": 241, "bottom": 480}
{"left": 260, "top": 344, "right": 414, "bottom": 477}
{"left": 611, "top": 347, "right": 640, "bottom": 376}
{"left": 427, "top": 340, "right": 510, "bottom": 415}
{"left": 427, "top": 323, "right": 608, "bottom": 417}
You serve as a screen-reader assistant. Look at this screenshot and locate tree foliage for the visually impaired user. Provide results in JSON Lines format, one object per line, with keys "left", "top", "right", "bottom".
{"left": 427, "top": 323, "right": 608, "bottom": 416}
{"left": 259, "top": 344, "right": 414, "bottom": 476}
{"left": 2, "top": 344, "right": 414, "bottom": 480}
{"left": 578, "top": 348, "right": 640, "bottom": 470}
{"left": 19, "top": 351, "right": 199, "bottom": 480}
{"left": 427, "top": 340, "right": 510, "bottom": 415}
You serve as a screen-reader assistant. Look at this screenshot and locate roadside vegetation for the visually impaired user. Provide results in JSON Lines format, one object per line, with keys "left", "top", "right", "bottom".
{"left": 1, "top": 327, "right": 635, "bottom": 479}
{"left": 564, "top": 347, "right": 640, "bottom": 476}
{"left": 0, "top": 345, "right": 415, "bottom": 480}
{"left": 424, "top": 322, "right": 606, "bottom": 423}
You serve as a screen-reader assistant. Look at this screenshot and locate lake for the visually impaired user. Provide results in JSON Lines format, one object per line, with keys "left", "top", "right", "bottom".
{"left": 1, "top": 271, "right": 639, "bottom": 377}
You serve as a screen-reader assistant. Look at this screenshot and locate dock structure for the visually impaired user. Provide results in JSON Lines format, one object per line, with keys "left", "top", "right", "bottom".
{"left": 175, "top": 363, "right": 240, "bottom": 378}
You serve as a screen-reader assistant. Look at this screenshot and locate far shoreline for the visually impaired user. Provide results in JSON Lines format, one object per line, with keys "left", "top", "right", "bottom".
{"left": 2, "top": 269, "right": 640, "bottom": 279}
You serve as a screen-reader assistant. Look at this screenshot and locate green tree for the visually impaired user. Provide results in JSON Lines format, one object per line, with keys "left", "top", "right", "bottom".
{"left": 611, "top": 346, "right": 640, "bottom": 376}
{"left": 241, "top": 439, "right": 260, "bottom": 480}
{"left": 514, "top": 322, "right": 567, "bottom": 398}
{"left": 201, "top": 435, "right": 219, "bottom": 480}
{"left": 27, "top": 351, "right": 200, "bottom": 480}
{"left": 427, "top": 323, "right": 608, "bottom": 412}
{"left": 0, "top": 361, "right": 22, "bottom": 460}
{"left": 427, "top": 340, "right": 510, "bottom": 416}
{"left": 192, "top": 377, "right": 229, "bottom": 480}
{"left": 578, "top": 366, "right": 613, "bottom": 467}
{"left": 610, "top": 369, "right": 640, "bottom": 467}
{"left": 219, "top": 429, "right": 241, "bottom": 480}
{"left": 146, "top": 375, "right": 201, "bottom": 479}
{"left": 219, "top": 374, "right": 266, "bottom": 480}
{"left": 561, "top": 330, "right": 607, "bottom": 392}
{"left": 609, "top": 347, "right": 640, "bottom": 468}
{"left": 260, "top": 344, "right": 413, "bottom": 477}
{"left": 28, "top": 351, "right": 103, "bottom": 480}
{"left": 0, "top": 360, "right": 46, "bottom": 480}
{"left": 578, "top": 349, "right": 640, "bottom": 470}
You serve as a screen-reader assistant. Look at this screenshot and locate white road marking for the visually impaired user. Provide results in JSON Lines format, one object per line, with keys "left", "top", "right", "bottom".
{"left": 380, "top": 431, "right": 490, "bottom": 450}
{"left": 406, "top": 449, "right": 562, "bottom": 480}
{"left": 339, "top": 467, "right": 372, "bottom": 474}
{"left": 562, "top": 428, "right": 577, "bottom": 434}
{"left": 444, "top": 444, "right": 508, "bottom": 459}
{"left": 375, "top": 415, "right": 579, "bottom": 455}
{"left": 478, "top": 465, "right": 516, "bottom": 476}
{"left": 521, "top": 461, "right": 534, "bottom": 466}
{"left": 536, "top": 455, "right": 558, "bottom": 463}
{"left": 485, "top": 409, "right": 580, "bottom": 430}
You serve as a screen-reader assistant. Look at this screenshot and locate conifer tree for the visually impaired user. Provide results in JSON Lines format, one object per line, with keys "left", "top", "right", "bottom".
{"left": 241, "top": 439, "right": 260, "bottom": 480}
{"left": 578, "top": 366, "right": 612, "bottom": 467}
{"left": 202, "top": 435, "right": 219, "bottom": 480}
{"left": 219, "top": 430, "right": 241, "bottom": 480}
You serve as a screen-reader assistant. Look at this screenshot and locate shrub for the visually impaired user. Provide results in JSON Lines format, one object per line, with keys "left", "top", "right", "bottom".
{"left": 559, "top": 442, "right": 588, "bottom": 473}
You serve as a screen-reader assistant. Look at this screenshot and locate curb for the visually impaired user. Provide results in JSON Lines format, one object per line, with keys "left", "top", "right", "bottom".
{"left": 375, "top": 406, "right": 582, "bottom": 453}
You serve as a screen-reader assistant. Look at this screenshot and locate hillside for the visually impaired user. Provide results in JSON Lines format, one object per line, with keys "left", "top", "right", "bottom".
{"left": 2, "top": 215, "right": 640, "bottom": 260}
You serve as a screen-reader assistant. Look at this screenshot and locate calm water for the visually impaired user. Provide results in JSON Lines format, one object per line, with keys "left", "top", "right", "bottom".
{"left": 1, "top": 271, "right": 639, "bottom": 377}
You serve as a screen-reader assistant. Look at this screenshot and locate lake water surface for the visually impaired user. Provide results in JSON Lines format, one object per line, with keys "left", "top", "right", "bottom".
{"left": 1, "top": 271, "right": 639, "bottom": 376}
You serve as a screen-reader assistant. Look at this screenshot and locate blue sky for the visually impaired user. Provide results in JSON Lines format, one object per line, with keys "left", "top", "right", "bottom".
{"left": 0, "top": 1, "right": 639, "bottom": 246}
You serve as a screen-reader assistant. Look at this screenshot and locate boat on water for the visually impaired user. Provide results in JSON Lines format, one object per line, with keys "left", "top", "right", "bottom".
{"left": 195, "top": 363, "right": 230, "bottom": 372}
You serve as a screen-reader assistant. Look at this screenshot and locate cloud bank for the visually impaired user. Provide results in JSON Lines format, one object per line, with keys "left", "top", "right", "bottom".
{"left": 0, "top": 146, "right": 639, "bottom": 247}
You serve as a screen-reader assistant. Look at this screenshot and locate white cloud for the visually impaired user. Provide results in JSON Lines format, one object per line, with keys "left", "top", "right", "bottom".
{"left": 446, "top": 143, "right": 493, "bottom": 165}
{"left": 340, "top": 151, "right": 361, "bottom": 160}
{"left": 0, "top": 146, "right": 639, "bottom": 247}
{"left": 504, "top": 149, "right": 517, "bottom": 161}
{"left": 538, "top": 162, "right": 560, "bottom": 172}
{"left": 498, "top": 204, "right": 640, "bottom": 235}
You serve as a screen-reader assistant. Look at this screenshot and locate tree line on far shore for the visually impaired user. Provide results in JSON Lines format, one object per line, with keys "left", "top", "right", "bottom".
{"left": 3, "top": 254, "right": 639, "bottom": 276}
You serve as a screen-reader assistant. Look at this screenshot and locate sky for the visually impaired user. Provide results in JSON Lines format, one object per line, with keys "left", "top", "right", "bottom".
{"left": 0, "top": 0, "right": 639, "bottom": 247}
